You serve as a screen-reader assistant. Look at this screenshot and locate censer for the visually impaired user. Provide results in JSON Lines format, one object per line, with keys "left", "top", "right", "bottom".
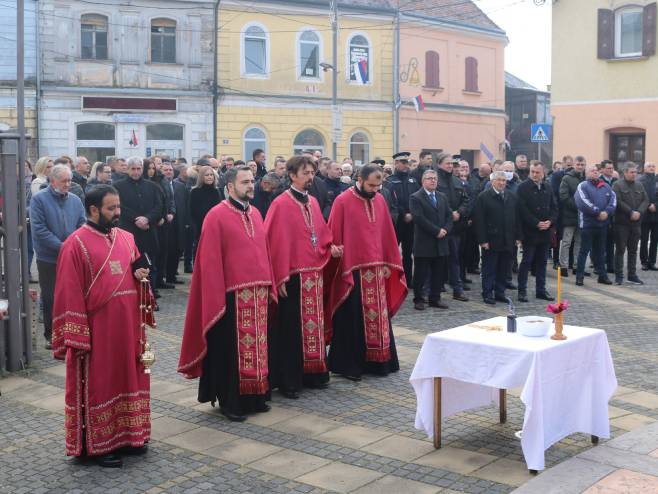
{"left": 139, "top": 278, "right": 157, "bottom": 373}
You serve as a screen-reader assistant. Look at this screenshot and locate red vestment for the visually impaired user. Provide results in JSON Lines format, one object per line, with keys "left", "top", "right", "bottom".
{"left": 178, "top": 201, "right": 275, "bottom": 394}
{"left": 325, "top": 188, "right": 408, "bottom": 361}
{"left": 52, "top": 225, "right": 150, "bottom": 456}
{"left": 264, "top": 190, "right": 332, "bottom": 373}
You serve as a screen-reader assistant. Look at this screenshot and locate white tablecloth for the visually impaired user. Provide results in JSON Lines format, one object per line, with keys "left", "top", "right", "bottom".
{"left": 410, "top": 317, "right": 617, "bottom": 470}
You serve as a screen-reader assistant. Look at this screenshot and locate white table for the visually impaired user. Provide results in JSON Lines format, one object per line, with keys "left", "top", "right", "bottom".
{"left": 410, "top": 317, "right": 617, "bottom": 471}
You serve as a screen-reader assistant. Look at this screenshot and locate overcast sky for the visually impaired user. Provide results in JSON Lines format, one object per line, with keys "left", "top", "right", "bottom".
{"left": 476, "top": 0, "right": 552, "bottom": 91}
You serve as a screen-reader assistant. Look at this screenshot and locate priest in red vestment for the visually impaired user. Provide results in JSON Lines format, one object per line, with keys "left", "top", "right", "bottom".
{"left": 52, "top": 185, "right": 153, "bottom": 468}
{"left": 178, "top": 166, "right": 276, "bottom": 422}
{"left": 326, "top": 164, "right": 408, "bottom": 380}
{"left": 265, "top": 156, "right": 342, "bottom": 399}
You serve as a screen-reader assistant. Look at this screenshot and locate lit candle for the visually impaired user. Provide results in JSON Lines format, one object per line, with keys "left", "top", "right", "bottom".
{"left": 557, "top": 266, "right": 561, "bottom": 304}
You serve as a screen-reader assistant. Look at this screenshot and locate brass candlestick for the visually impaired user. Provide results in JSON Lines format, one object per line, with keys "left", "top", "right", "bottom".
{"left": 551, "top": 312, "right": 567, "bottom": 340}
{"left": 139, "top": 278, "right": 157, "bottom": 373}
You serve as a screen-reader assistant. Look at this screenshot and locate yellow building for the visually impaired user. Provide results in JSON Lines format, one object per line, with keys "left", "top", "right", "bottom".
{"left": 552, "top": 1, "right": 657, "bottom": 165}
{"left": 216, "top": 1, "right": 395, "bottom": 164}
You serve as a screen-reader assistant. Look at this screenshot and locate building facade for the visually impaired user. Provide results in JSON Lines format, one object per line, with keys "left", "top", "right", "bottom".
{"left": 0, "top": 0, "right": 38, "bottom": 159}
{"left": 216, "top": 0, "right": 395, "bottom": 164}
{"left": 38, "top": 0, "right": 215, "bottom": 163}
{"left": 552, "top": 1, "right": 657, "bottom": 166}
{"left": 398, "top": 2, "right": 507, "bottom": 166}
{"left": 505, "top": 71, "right": 552, "bottom": 164}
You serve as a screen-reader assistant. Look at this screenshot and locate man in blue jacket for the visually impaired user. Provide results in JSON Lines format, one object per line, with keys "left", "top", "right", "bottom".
{"left": 30, "top": 164, "right": 86, "bottom": 348}
{"left": 574, "top": 163, "right": 616, "bottom": 286}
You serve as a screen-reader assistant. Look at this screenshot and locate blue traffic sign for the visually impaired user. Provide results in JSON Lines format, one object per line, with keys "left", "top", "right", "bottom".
{"left": 531, "top": 123, "right": 552, "bottom": 143}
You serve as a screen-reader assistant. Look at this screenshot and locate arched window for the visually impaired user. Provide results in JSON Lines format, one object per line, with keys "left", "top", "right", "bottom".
{"left": 151, "top": 18, "right": 176, "bottom": 64}
{"left": 293, "top": 129, "right": 325, "bottom": 155}
{"left": 348, "top": 34, "right": 370, "bottom": 83}
{"left": 243, "top": 127, "right": 267, "bottom": 162}
{"left": 349, "top": 132, "right": 370, "bottom": 165}
{"left": 615, "top": 6, "right": 643, "bottom": 57}
{"left": 298, "top": 30, "right": 320, "bottom": 79}
{"left": 75, "top": 122, "right": 115, "bottom": 163}
{"left": 81, "top": 14, "right": 108, "bottom": 60}
{"left": 465, "top": 57, "right": 479, "bottom": 92}
{"left": 425, "top": 51, "right": 440, "bottom": 88}
{"left": 243, "top": 24, "right": 268, "bottom": 76}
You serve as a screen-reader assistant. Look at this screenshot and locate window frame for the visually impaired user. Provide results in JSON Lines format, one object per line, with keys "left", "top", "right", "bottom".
{"left": 296, "top": 28, "right": 323, "bottom": 82}
{"left": 75, "top": 122, "right": 116, "bottom": 162}
{"left": 243, "top": 126, "right": 268, "bottom": 162}
{"left": 293, "top": 129, "right": 325, "bottom": 155}
{"left": 348, "top": 131, "right": 370, "bottom": 166}
{"left": 80, "top": 13, "right": 108, "bottom": 60}
{"left": 241, "top": 22, "right": 270, "bottom": 78}
{"left": 150, "top": 17, "right": 177, "bottom": 64}
{"left": 346, "top": 32, "right": 373, "bottom": 85}
{"left": 614, "top": 6, "right": 644, "bottom": 58}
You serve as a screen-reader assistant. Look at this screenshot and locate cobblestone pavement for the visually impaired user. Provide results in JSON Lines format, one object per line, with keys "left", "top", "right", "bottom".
{"left": 2, "top": 266, "right": 658, "bottom": 494}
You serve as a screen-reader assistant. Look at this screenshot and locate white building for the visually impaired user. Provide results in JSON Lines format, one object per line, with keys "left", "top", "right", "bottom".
{"left": 38, "top": 0, "right": 215, "bottom": 162}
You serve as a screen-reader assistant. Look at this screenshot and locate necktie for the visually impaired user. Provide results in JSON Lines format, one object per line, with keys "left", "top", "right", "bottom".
{"left": 430, "top": 192, "right": 437, "bottom": 208}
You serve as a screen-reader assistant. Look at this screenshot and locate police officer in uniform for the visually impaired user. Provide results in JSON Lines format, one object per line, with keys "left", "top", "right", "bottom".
{"left": 385, "top": 152, "right": 420, "bottom": 283}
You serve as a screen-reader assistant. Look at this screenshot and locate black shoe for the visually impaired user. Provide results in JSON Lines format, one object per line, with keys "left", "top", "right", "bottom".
{"left": 615, "top": 277, "right": 623, "bottom": 285}
{"left": 341, "top": 374, "right": 362, "bottom": 382}
{"left": 221, "top": 407, "right": 247, "bottom": 422}
{"left": 518, "top": 292, "right": 528, "bottom": 303}
{"left": 535, "top": 292, "right": 555, "bottom": 301}
{"left": 167, "top": 279, "right": 185, "bottom": 285}
{"left": 44, "top": 341, "right": 52, "bottom": 350}
{"left": 184, "top": 266, "right": 193, "bottom": 274}
{"left": 463, "top": 278, "right": 473, "bottom": 284}
{"left": 281, "top": 389, "right": 300, "bottom": 399}
{"left": 461, "top": 285, "right": 471, "bottom": 291}
{"left": 414, "top": 301, "right": 426, "bottom": 311}
{"left": 575, "top": 277, "right": 584, "bottom": 286}
{"left": 468, "top": 268, "right": 481, "bottom": 275}
{"left": 255, "top": 403, "right": 271, "bottom": 413}
{"left": 483, "top": 297, "right": 496, "bottom": 305}
{"left": 494, "top": 294, "right": 509, "bottom": 303}
{"left": 648, "top": 265, "right": 658, "bottom": 271}
{"left": 598, "top": 277, "right": 612, "bottom": 285}
{"left": 560, "top": 270, "right": 568, "bottom": 277}
{"left": 428, "top": 300, "right": 449, "bottom": 309}
{"left": 95, "top": 454, "right": 123, "bottom": 468}
{"left": 627, "top": 276, "right": 644, "bottom": 285}
{"left": 505, "top": 282, "right": 517, "bottom": 290}
{"left": 641, "top": 264, "right": 649, "bottom": 271}
{"left": 453, "top": 292, "right": 469, "bottom": 302}
{"left": 119, "top": 445, "right": 148, "bottom": 456}
{"left": 159, "top": 282, "right": 176, "bottom": 289}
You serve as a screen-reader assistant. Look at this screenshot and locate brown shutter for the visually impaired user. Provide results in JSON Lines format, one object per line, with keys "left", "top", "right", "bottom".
{"left": 425, "top": 51, "right": 440, "bottom": 88}
{"left": 465, "top": 57, "right": 478, "bottom": 91}
{"left": 643, "top": 2, "right": 657, "bottom": 56}
{"left": 597, "top": 9, "right": 614, "bottom": 59}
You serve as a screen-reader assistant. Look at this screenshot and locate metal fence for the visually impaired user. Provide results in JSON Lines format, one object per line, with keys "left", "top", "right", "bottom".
{"left": 0, "top": 131, "right": 33, "bottom": 372}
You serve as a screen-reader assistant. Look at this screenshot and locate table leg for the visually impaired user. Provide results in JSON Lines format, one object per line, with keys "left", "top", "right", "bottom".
{"left": 591, "top": 435, "right": 599, "bottom": 445}
{"left": 499, "top": 389, "right": 507, "bottom": 424}
{"left": 433, "top": 377, "right": 442, "bottom": 449}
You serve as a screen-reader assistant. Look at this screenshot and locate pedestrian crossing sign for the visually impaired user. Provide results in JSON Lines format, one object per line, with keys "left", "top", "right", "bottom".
{"left": 531, "top": 123, "right": 551, "bottom": 143}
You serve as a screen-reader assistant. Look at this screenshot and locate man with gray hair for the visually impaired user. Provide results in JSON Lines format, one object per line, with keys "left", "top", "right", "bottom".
{"left": 72, "top": 156, "right": 91, "bottom": 189}
{"left": 30, "top": 164, "right": 86, "bottom": 348}
{"left": 612, "top": 161, "right": 649, "bottom": 285}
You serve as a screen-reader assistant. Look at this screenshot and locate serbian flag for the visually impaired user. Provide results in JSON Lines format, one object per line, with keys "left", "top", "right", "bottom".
{"left": 412, "top": 94, "right": 425, "bottom": 112}
{"left": 352, "top": 59, "right": 368, "bottom": 84}
{"left": 129, "top": 129, "right": 138, "bottom": 146}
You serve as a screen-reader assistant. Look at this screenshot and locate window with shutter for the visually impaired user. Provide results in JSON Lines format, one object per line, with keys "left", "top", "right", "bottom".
{"left": 425, "top": 51, "right": 440, "bottom": 88}
{"left": 598, "top": 9, "right": 614, "bottom": 59}
{"left": 464, "top": 57, "right": 478, "bottom": 92}
{"left": 643, "top": 2, "right": 657, "bottom": 56}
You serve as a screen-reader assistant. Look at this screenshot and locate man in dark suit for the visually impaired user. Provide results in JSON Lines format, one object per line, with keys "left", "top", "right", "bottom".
{"left": 516, "top": 162, "right": 558, "bottom": 302}
{"left": 474, "top": 171, "right": 522, "bottom": 305}
{"left": 409, "top": 169, "right": 453, "bottom": 310}
{"left": 166, "top": 165, "right": 192, "bottom": 284}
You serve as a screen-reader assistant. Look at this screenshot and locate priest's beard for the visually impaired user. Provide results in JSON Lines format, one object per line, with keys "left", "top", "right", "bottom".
{"left": 99, "top": 214, "right": 120, "bottom": 230}
{"left": 356, "top": 185, "right": 377, "bottom": 200}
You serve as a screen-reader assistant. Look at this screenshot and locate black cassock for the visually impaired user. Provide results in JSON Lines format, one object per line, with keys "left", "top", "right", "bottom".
{"left": 328, "top": 272, "right": 400, "bottom": 378}
{"left": 269, "top": 274, "right": 329, "bottom": 393}
{"left": 198, "top": 292, "right": 268, "bottom": 415}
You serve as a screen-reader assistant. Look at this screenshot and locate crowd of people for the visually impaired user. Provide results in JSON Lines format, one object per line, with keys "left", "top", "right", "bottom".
{"left": 25, "top": 144, "right": 656, "bottom": 467}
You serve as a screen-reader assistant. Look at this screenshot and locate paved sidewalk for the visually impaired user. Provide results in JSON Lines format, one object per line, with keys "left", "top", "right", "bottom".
{"left": 2, "top": 266, "right": 658, "bottom": 493}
